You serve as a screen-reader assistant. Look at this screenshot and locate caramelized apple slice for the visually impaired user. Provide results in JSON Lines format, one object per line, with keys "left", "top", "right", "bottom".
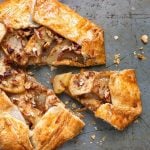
{"left": 0, "top": 59, "right": 26, "bottom": 93}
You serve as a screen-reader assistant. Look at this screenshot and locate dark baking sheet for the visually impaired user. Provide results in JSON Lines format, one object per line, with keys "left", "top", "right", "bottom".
{"left": 29, "top": 0, "right": 150, "bottom": 149}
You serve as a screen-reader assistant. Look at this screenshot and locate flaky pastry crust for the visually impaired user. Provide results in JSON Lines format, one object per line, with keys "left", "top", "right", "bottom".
{"left": 32, "top": 103, "right": 84, "bottom": 150}
{"left": 52, "top": 69, "right": 142, "bottom": 130}
{"left": 0, "top": 0, "right": 38, "bottom": 29}
{"left": 33, "top": 0, "right": 106, "bottom": 67}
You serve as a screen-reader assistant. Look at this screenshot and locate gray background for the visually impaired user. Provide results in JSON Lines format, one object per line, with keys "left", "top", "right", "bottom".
{"left": 29, "top": 0, "right": 150, "bottom": 149}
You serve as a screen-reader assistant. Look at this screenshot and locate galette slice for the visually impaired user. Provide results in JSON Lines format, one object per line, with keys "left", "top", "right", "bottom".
{"left": 52, "top": 69, "right": 142, "bottom": 130}
{"left": 32, "top": 0, "right": 106, "bottom": 67}
{"left": 0, "top": 58, "right": 85, "bottom": 150}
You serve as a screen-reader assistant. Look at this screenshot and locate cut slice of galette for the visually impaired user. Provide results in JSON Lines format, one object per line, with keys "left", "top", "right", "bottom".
{"left": 52, "top": 69, "right": 142, "bottom": 130}
{"left": 0, "top": 0, "right": 105, "bottom": 67}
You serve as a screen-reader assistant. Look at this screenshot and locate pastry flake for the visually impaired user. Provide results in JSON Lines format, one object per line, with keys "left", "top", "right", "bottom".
{"left": 52, "top": 69, "right": 142, "bottom": 130}
{"left": 33, "top": 0, "right": 106, "bottom": 66}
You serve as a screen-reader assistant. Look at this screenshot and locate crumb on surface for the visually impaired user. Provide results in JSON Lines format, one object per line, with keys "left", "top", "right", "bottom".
{"left": 50, "top": 66, "right": 57, "bottom": 71}
{"left": 141, "top": 34, "right": 149, "bottom": 44}
{"left": 91, "top": 134, "right": 96, "bottom": 140}
{"left": 139, "top": 47, "right": 144, "bottom": 50}
{"left": 114, "top": 35, "right": 119, "bottom": 40}
{"left": 72, "top": 103, "right": 77, "bottom": 109}
{"left": 91, "top": 121, "right": 96, "bottom": 125}
{"left": 114, "top": 53, "right": 120, "bottom": 65}
{"left": 94, "top": 126, "right": 98, "bottom": 131}
{"left": 65, "top": 101, "right": 69, "bottom": 105}
{"left": 137, "top": 53, "right": 146, "bottom": 60}
{"left": 134, "top": 119, "right": 139, "bottom": 123}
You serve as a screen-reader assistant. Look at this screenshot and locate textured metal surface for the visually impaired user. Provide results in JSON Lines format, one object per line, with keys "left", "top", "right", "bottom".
{"left": 28, "top": 0, "right": 150, "bottom": 149}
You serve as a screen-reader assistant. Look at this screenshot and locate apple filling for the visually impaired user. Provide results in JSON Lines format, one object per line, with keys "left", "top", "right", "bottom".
{"left": 1, "top": 26, "right": 85, "bottom": 66}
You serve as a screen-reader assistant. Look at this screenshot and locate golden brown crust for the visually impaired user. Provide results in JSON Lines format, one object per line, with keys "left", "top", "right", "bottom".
{"left": 0, "top": 113, "right": 33, "bottom": 150}
{"left": 32, "top": 104, "right": 85, "bottom": 150}
{"left": 0, "top": 90, "right": 13, "bottom": 112}
{"left": 0, "top": 89, "right": 33, "bottom": 150}
{"left": 52, "top": 69, "right": 142, "bottom": 130}
{"left": 0, "top": 0, "right": 38, "bottom": 29}
{"left": 0, "top": 22, "right": 7, "bottom": 42}
{"left": 33, "top": 0, "right": 106, "bottom": 67}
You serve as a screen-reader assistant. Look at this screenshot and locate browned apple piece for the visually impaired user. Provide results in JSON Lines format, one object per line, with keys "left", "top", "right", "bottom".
{"left": 68, "top": 71, "right": 96, "bottom": 96}
{"left": 1, "top": 30, "right": 30, "bottom": 65}
{"left": 53, "top": 72, "right": 72, "bottom": 94}
{"left": 0, "top": 72, "right": 26, "bottom": 94}
{"left": 24, "top": 27, "right": 55, "bottom": 65}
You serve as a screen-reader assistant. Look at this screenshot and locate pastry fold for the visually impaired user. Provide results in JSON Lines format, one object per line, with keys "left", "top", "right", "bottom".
{"left": 0, "top": 0, "right": 38, "bottom": 29}
{"left": 52, "top": 69, "right": 142, "bottom": 130}
{"left": 0, "top": 90, "right": 33, "bottom": 150}
{"left": 32, "top": 103, "right": 84, "bottom": 150}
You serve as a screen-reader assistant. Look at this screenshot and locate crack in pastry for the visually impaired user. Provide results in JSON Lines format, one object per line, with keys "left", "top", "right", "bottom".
{"left": 52, "top": 70, "right": 142, "bottom": 130}
{"left": 0, "top": 58, "right": 85, "bottom": 149}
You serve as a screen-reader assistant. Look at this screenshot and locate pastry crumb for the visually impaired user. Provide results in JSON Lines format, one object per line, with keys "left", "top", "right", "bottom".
{"left": 94, "top": 126, "right": 98, "bottom": 131}
{"left": 141, "top": 34, "right": 149, "bottom": 44}
{"left": 114, "top": 35, "right": 119, "bottom": 40}
{"left": 114, "top": 53, "right": 120, "bottom": 65}
{"left": 134, "top": 119, "right": 139, "bottom": 123}
{"left": 101, "top": 136, "right": 106, "bottom": 142}
{"left": 65, "top": 101, "right": 69, "bottom": 105}
{"left": 50, "top": 66, "right": 57, "bottom": 71}
{"left": 91, "top": 121, "right": 96, "bottom": 125}
{"left": 137, "top": 53, "right": 146, "bottom": 60}
{"left": 72, "top": 103, "right": 77, "bottom": 109}
{"left": 133, "top": 51, "right": 137, "bottom": 56}
{"left": 139, "top": 47, "right": 144, "bottom": 50}
{"left": 99, "top": 136, "right": 106, "bottom": 145}
{"left": 91, "top": 134, "right": 96, "bottom": 140}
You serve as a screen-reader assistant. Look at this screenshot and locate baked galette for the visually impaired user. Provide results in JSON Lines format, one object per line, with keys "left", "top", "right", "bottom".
{"left": 0, "top": 0, "right": 105, "bottom": 67}
{"left": 52, "top": 69, "right": 142, "bottom": 130}
{"left": 0, "top": 58, "right": 85, "bottom": 150}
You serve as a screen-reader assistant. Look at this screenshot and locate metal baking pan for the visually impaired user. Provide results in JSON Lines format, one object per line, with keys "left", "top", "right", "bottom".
{"left": 2, "top": 0, "right": 150, "bottom": 149}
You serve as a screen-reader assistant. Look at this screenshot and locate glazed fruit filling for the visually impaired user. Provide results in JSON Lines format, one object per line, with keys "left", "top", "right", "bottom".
{"left": 7, "top": 75, "right": 59, "bottom": 128}
{"left": 1, "top": 26, "right": 84, "bottom": 65}
{"left": 69, "top": 72, "right": 111, "bottom": 111}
